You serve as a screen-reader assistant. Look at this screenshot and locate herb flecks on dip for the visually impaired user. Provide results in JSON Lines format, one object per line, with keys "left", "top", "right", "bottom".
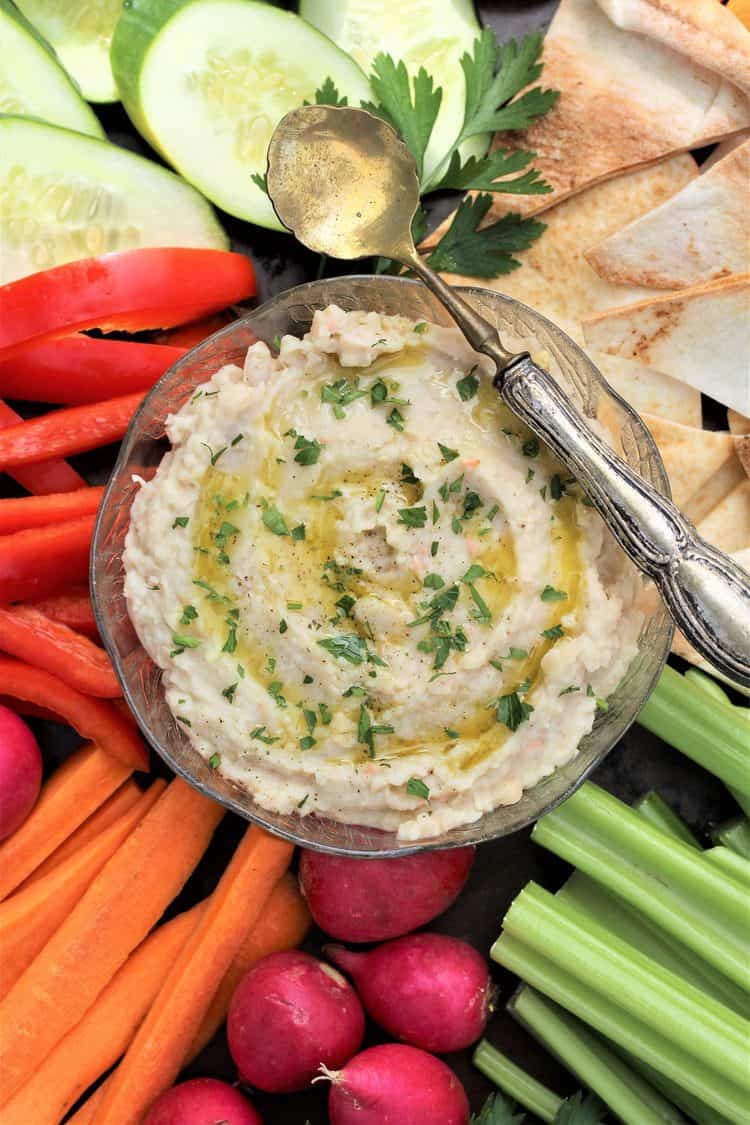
{"left": 124, "top": 306, "right": 642, "bottom": 841}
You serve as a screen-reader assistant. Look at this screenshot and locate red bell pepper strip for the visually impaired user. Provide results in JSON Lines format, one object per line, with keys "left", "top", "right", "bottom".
{"left": 0, "top": 338, "right": 187, "bottom": 405}
{"left": 155, "top": 312, "right": 235, "bottom": 348}
{"left": 0, "top": 248, "right": 256, "bottom": 361}
{"left": 0, "top": 486, "right": 104, "bottom": 535}
{"left": 24, "top": 587, "right": 98, "bottom": 640}
{"left": 0, "top": 393, "right": 143, "bottom": 470}
{"left": 0, "top": 656, "right": 148, "bottom": 771}
{"left": 0, "top": 400, "right": 86, "bottom": 495}
{"left": 0, "top": 514, "right": 95, "bottom": 601}
{"left": 0, "top": 604, "right": 120, "bottom": 698}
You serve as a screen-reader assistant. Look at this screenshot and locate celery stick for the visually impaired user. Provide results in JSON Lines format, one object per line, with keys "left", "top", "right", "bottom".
{"left": 491, "top": 932, "right": 748, "bottom": 1121}
{"left": 713, "top": 817, "right": 750, "bottom": 859}
{"left": 704, "top": 845, "right": 750, "bottom": 886}
{"left": 618, "top": 1048, "right": 736, "bottom": 1125}
{"left": 473, "top": 1040, "right": 562, "bottom": 1123}
{"left": 502, "top": 884, "right": 750, "bottom": 1091}
{"left": 684, "top": 668, "right": 731, "bottom": 706}
{"left": 730, "top": 787, "right": 750, "bottom": 818}
{"left": 634, "top": 791, "right": 700, "bottom": 848}
{"left": 533, "top": 782, "right": 750, "bottom": 990}
{"left": 509, "top": 987, "right": 686, "bottom": 1125}
{"left": 558, "top": 873, "right": 749, "bottom": 1017}
{"left": 638, "top": 666, "right": 750, "bottom": 796}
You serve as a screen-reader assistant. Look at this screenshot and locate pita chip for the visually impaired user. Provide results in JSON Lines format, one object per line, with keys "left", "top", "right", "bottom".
{"left": 583, "top": 275, "right": 750, "bottom": 416}
{"left": 454, "top": 0, "right": 750, "bottom": 221}
{"left": 595, "top": 0, "right": 750, "bottom": 95}
{"left": 601, "top": 356, "right": 702, "bottom": 428}
{"left": 697, "top": 479, "right": 750, "bottom": 553}
{"left": 734, "top": 434, "right": 750, "bottom": 479}
{"left": 728, "top": 408, "right": 750, "bottom": 434}
{"left": 641, "top": 415, "right": 745, "bottom": 517}
{"left": 728, "top": 0, "right": 750, "bottom": 32}
{"left": 585, "top": 141, "right": 750, "bottom": 289}
{"left": 701, "top": 127, "right": 750, "bottom": 171}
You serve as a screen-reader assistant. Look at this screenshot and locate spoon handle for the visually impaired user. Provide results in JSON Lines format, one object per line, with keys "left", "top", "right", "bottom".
{"left": 499, "top": 354, "right": 750, "bottom": 689}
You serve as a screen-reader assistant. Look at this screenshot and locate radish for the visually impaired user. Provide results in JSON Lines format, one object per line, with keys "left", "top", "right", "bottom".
{"left": 326, "top": 932, "right": 494, "bottom": 1052}
{"left": 299, "top": 846, "right": 475, "bottom": 941}
{"left": 323, "top": 1043, "right": 470, "bottom": 1125}
{"left": 0, "top": 704, "right": 42, "bottom": 839}
{"left": 227, "top": 950, "right": 365, "bottom": 1092}
{"left": 142, "top": 1078, "right": 262, "bottom": 1124}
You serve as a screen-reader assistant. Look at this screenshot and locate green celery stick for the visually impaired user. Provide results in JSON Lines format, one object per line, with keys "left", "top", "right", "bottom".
{"left": 473, "top": 1040, "right": 562, "bottom": 1123}
{"left": 712, "top": 816, "right": 750, "bottom": 859}
{"left": 704, "top": 845, "right": 750, "bottom": 887}
{"left": 617, "top": 1048, "right": 736, "bottom": 1125}
{"left": 634, "top": 791, "right": 701, "bottom": 848}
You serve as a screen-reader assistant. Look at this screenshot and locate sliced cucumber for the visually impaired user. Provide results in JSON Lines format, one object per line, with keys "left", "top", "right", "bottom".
{"left": 0, "top": 115, "right": 228, "bottom": 282}
{"left": 111, "top": 0, "right": 372, "bottom": 230}
{"left": 0, "top": 0, "right": 104, "bottom": 136}
{"left": 299, "top": 0, "right": 487, "bottom": 180}
{"left": 12, "top": 0, "right": 121, "bottom": 102}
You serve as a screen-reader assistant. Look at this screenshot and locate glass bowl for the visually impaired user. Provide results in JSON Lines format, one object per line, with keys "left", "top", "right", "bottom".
{"left": 92, "top": 276, "right": 673, "bottom": 855}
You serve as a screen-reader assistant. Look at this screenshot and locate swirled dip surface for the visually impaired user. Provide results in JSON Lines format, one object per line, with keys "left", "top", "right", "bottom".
{"left": 124, "top": 306, "right": 642, "bottom": 840}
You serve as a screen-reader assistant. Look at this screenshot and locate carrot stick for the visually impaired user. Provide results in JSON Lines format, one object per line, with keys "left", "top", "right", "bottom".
{"left": 68, "top": 874, "right": 308, "bottom": 1125}
{"left": 0, "top": 605, "right": 120, "bottom": 697}
{"left": 0, "top": 778, "right": 223, "bottom": 1104}
{"left": 92, "top": 826, "right": 293, "bottom": 1125}
{"left": 0, "top": 743, "right": 133, "bottom": 900}
{"left": 0, "top": 399, "right": 86, "bottom": 494}
{"left": 25, "top": 780, "right": 142, "bottom": 884}
{"left": 189, "top": 871, "right": 311, "bottom": 1060}
{"left": 23, "top": 586, "right": 98, "bottom": 639}
{"left": 0, "top": 781, "right": 166, "bottom": 1000}
{"left": 0, "top": 486, "right": 104, "bottom": 534}
{"left": 0, "top": 393, "right": 143, "bottom": 470}
{"left": 0, "top": 514, "right": 95, "bottom": 601}
{"left": 1, "top": 902, "right": 206, "bottom": 1125}
{"left": 0, "top": 658, "right": 148, "bottom": 770}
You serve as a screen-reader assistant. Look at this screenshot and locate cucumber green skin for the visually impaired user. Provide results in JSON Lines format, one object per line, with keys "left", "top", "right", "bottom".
{"left": 0, "top": 0, "right": 104, "bottom": 137}
{"left": 13, "top": 0, "right": 120, "bottom": 103}
{"left": 112, "top": 0, "right": 372, "bottom": 230}
{"left": 0, "top": 114, "right": 229, "bottom": 282}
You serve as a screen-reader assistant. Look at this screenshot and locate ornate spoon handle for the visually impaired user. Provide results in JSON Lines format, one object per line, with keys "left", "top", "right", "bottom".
{"left": 499, "top": 355, "right": 750, "bottom": 688}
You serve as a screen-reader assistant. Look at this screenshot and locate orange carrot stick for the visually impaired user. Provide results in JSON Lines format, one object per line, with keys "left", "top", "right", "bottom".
{"left": 0, "top": 743, "right": 132, "bottom": 900}
{"left": 0, "top": 398, "right": 86, "bottom": 494}
{"left": 23, "top": 586, "right": 98, "bottom": 640}
{"left": 92, "top": 826, "right": 293, "bottom": 1125}
{"left": 0, "top": 486, "right": 104, "bottom": 535}
{"left": 0, "top": 781, "right": 166, "bottom": 1000}
{"left": 1, "top": 902, "right": 206, "bottom": 1125}
{"left": 0, "top": 658, "right": 148, "bottom": 770}
{"left": 0, "top": 778, "right": 223, "bottom": 1104}
{"left": 0, "top": 605, "right": 120, "bottom": 697}
{"left": 68, "top": 874, "right": 308, "bottom": 1125}
{"left": 0, "top": 393, "right": 143, "bottom": 469}
{"left": 24, "top": 780, "right": 142, "bottom": 884}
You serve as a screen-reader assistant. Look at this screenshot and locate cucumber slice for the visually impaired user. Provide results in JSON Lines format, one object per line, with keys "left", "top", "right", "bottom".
{"left": 111, "top": 0, "right": 372, "bottom": 231}
{"left": 0, "top": 0, "right": 104, "bottom": 136}
{"left": 299, "top": 0, "right": 487, "bottom": 181}
{"left": 0, "top": 115, "right": 228, "bottom": 283}
{"left": 12, "top": 0, "right": 121, "bottom": 103}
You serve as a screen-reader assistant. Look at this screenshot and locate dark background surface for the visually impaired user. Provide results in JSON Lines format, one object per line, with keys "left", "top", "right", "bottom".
{"left": 4, "top": 1, "right": 743, "bottom": 1121}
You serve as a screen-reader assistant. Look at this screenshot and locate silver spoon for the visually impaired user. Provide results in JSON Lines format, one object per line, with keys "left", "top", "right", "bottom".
{"left": 266, "top": 104, "right": 750, "bottom": 688}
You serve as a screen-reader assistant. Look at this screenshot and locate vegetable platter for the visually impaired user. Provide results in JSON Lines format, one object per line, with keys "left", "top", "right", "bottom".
{"left": 1, "top": 0, "right": 749, "bottom": 1122}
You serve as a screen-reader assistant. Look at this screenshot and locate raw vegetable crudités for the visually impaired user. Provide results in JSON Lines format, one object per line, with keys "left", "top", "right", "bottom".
{"left": 0, "top": 704, "right": 41, "bottom": 840}
{"left": 13, "top": 0, "right": 121, "bottom": 101}
{"left": 142, "top": 1079, "right": 262, "bottom": 1125}
{"left": 0, "top": 515, "right": 97, "bottom": 601}
{"left": 0, "top": 399, "right": 85, "bottom": 495}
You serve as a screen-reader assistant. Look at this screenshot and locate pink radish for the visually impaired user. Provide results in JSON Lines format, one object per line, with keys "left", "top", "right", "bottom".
{"left": 0, "top": 704, "right": 42, "bottom": 839}
{"left": 299, "top": 846, "right": 475, "bottom": 942}
{"left": 323, "top": 1043, "right": 470, "bottom": 1125}
{"left": 326, "top": 932, "right": 494, "bottom": 1052}
{"left": 227, "top": 950, "right": 365, "bottom": 1092}
{"left": 142, "top": 1078, "right": 262, "bottom": 1124}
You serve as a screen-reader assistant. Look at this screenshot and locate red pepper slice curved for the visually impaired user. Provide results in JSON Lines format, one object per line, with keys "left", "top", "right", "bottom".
{"left": 0, "top": 248, "right": 256, "bottom": 361}
{"left": 0, "top": 487, "right": 105, "bottom": 535}
{"left": 0, "top": 514, "right": 96, "bottom": 602}
{"left": 24, "top": 587, "right": 98, "bottom": 640}
{"left": 0, "top": 338, "right": 187, "bottom": 405}
{"left": 0, "top": 393, "right": 143, "bottom": 470}
{"left": 0, "top": 605, "right": 120, "bottom": 698}
{"left": 0, "top": 656, "right": 148, "bottom": 771}
{"left": 0, "top": 400, "right": 86, "bottom": 495}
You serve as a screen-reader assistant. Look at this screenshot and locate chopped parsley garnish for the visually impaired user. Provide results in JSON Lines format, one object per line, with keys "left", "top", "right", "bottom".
{"left": 418, "top": 620, "right": 468, "bottom": 670}
{"left": 317, "top": 634, "right": 384, "bottom": 666}
{"left": 297, "top": 793, "right": 309, "bottom": 808}
{"left": 319, "top": 702, "right": 333, "bottom": 725}
{"left": 267, "top": 681, "right": 287, "bottom": 707}
{"left": 451, "top": 517, "right": 463, "bottom": 534}
{"left": 201, "top": 442, "right": 227, "bottom": 466}
{"left": 387, "top": 407, "right": 405, "bottom": 431}
{"left": 279, "top": 619, "right": 288, "bottom": 633}
{"left": 430, "top": 540, "right": 439, "bottom": 556}
{"left": 456, "top": 370, "right": 479, "bottom": 400}
{"left": 172, "top": 516, "right": 189, "bottom": 529}
{"left": 400, "top": 463, "right": 420, "bottom": 485}
{"left": 303, "top": 708, "right": 317, "bottom": 734}
{"left": 214, "top": 521, "right": 239, "bottom": 547}
{"left": 222, "top": 682, "right": 238, "bottom": 703}
{"left": 414, "top": 322, "right": 428, "bottom": 334}
{"left": 293, "top": 434, "right": 322, "bottom": 465}
{"left": 193, "top": 578, "right": 229, "bottom": 603}
{"left": 333, "top": 593, "right": 356, "bottom": 621}
{"left": 370, "top": 378, "right": 388, "bottom": 404}
{"left": 343, "top": 684, "right": 367, "bottom": 698}
{"left": 539, "top": 485, "right": 547, "bottom": 501}
{"left": 522, "top": 437, "right": 539, "bottom": 458}
{"left": 231, "top": 432, "right": 244, "bottom": 447}
{"left": 357, "top": 703, "right": 394, "bottom": 757}
{"left": 462, "top": 563, "right": 490, "bottom": 584}
{"left": 462, "top": 490, "right": 483, "bottom": 518}
{"left": 409, "top": 584, "right": 460, "bottom": 627}
{"left": 176, "top": 715, "right": 191, "bottom": 727}
{"left": 550, "top": 473, "right": 566, "bottom": 500}
{"left": 208, "top": 752, "right": 221, "bottom": 769}
{"left": 424, "top": 573, "right": 445, "bottom": 589}
{"left": 311, "top": 490, "right": 343, "bottom": 501}
{"left": 287, "top": 601, "right": 303, "bottom": 611}
{"left": 398, "top": 505, "right": 427, "bottom": 529}
{"left": 542, "top": 624, "right": 564, "bottom": 640}
{"left": 431, "top": 500, "right": 440, "bottom": 525}
{"left": 559, "top": 685, "right": 580, "bottom": 696}
{"left": 438, "top": 473, "right": 464, "bottom": 502}
{"left": 445, "top": 727, "right": 460, "bottom": 739}
{"left": 321, "top": 377, "right": 368, "bottom": 417}
{"left": 250, "top": 726, "right": 278, "bottom": 744}
{"left": 525, "top": 467, "right": 535, "bottom": 483}
{"left": 179, "top": 604, "right": 198, "bottom": 625}
{"left": 300, "top": 735, "right": 317, "bottom": 750}
{"left": 171, "top": 633, "right": 200, "bottom": 650}
{"left": 468, "top": 583, "right": 492, "bottom": 624}
{"left": 496, "top": 691, "right": 534, "bottom": 731}
{"left": 291, "top": 523, "right": 306, "bottom": 540}
{"left": 261, "top": 500, "right": 289, "bottom": 536}
{"left": 438, "top": 442, "right": 459, "bottom": 463}
{"left": 375, "top": 488, "right": 386, "bottom": 513}
{"left": 541, "top": 584, "right": 567, "bottom": 602}
{"left": 406, "top": 777, "right": 430, "bottom": 800}
{"left": 303, "top": 674, "right": 314, "bottom": 684}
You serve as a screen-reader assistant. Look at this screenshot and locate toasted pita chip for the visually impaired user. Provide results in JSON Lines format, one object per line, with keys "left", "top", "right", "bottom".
{"left": 700, "top": 127, "right": 750, "bottom": 171}
{"left": 583, "top": 275, "right": 750, "bottom": 416}
{"left": 425, "top": 0, "right": 750, "bottom": 228}
{"left": 585, "top": 141, "right": 750, "bottom": 289}
{"left": 728, "top": 408, "right": 750, "bottom": 434}
{"left": 641, "top": 415, "right": 745, "bottom": 517}
{"left": 734, "top": 435, "right": 750, "bottom": 479}
{"left": 601, "top": 356, "right": 702, "bottom": 428}
{"left": 697, "top": 479, "right": 750, "bottom": 553}
{"left": 595, "top": 0, "right": 750, "bottom": 95}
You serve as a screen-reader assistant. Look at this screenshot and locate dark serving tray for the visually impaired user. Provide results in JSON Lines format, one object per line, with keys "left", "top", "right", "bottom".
{"left": 4, "top": 2, "right": 741, "bottom": 1120}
